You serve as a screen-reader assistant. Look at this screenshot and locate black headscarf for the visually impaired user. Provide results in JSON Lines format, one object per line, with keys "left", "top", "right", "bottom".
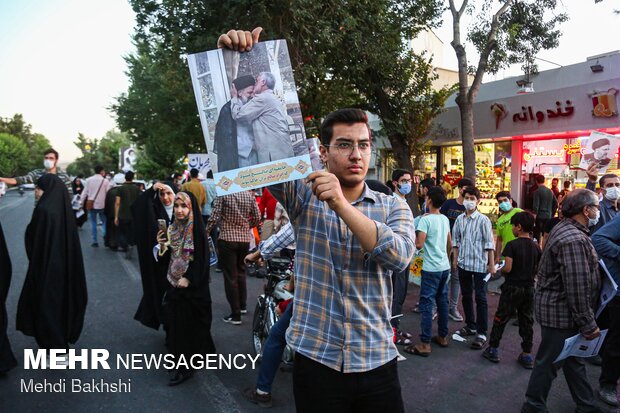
{"left": 162, "top": 190, "right": 215, "bottom": 357}
{"left": 0, "top": 220, "right": 17, "bottom": 373}
{"left": 71, "top": 177, "right": 84, "bottom": 195}
{"left": 16, "top": 174, "right": 88, "bottom": 349}
{"left": 132, "top": 181, "right": 179, "bottom": 329}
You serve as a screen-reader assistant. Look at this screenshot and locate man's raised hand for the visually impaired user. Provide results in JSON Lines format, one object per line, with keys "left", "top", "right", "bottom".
{"left": 217, "top": 27, "right": 263, "bottom": 52}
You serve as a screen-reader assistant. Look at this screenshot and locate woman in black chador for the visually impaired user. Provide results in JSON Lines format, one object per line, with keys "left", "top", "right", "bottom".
{"left": 132, "top": 181, "right": 179, "bottom": 331}
{"left": 16, "top": 174, "right": 88, "bottom": 351}
{"left": 0, "top": 220, "right": 17, "bottom": 374}
{"left": 156, "top": 191, "right": 215, "bottom": 386}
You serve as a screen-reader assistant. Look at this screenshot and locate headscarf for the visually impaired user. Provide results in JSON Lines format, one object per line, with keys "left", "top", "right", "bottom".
{"left": 166, "top": 192, "right": 195, "bottom": 287}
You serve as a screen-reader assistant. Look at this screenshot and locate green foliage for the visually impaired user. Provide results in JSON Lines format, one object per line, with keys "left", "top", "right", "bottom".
{"left": 66, "top": 130, "right": 131, "bottom": 177}
{"left": 0, "top": 114, "right": 52, "bottom": 174}
{"left": 114, "top": 0, "right": 451, "bottom": 179}
{"left": 0, "top": 133, "right": 30, "bottom": 176}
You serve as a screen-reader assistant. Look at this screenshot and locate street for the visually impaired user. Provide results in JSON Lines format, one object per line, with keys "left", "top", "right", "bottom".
{"left": 0, "top": 189, "right": 613, "bottom": 413}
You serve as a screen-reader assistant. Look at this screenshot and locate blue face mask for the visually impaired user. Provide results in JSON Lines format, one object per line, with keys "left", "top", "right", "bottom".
{"left": 499, "top": 201, "right": 512, "bottom": 212}
{"left": 398, "top": 183, "right": 411, "bottom": 195}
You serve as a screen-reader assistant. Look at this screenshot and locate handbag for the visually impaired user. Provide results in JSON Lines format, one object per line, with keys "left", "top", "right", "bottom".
{"left": 86, "top": 178, "right": 105, "bottom": 210}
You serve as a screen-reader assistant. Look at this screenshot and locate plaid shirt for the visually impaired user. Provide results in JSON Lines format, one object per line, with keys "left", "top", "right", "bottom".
{"left": 206, "top": 191, "right": 260, "bottom": 243}
{"left": 259, "top": 222, "right": 295, "bottom": 260}
{"left": 535, "top": 218, "right": 601, "bottom": 334}
{"left": 270, "top": 181, "right": 415, "bottom": 373}
{"left": 15, "top": 168, "right": 73, "bottom": 195}
{"left": 452, "top": 210, "right": 494, "bottom": 273}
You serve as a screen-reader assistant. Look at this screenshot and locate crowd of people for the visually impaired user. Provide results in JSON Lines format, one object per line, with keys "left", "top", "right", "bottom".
{"left": 0, "top": 28, "right": 618, "bottom": 413}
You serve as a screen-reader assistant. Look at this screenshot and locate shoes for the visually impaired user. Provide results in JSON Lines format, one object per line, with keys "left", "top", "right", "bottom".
{"left": 482, "top": 347, "right": 500, "bottom": 363}
{"left": 91, "top": 243, "right": 99, "bottom": 247}
{"left": 240, "top": 308, "right": 248, "bottom": 315}
{"left": 168, "top": 369, "right": 194, "bottom": 386}
{"left": 471, "top": 334, "right": 487, "bottom": 350}
{"left": 431, "top": 335, "right": 449, "bottom": 347}
{"left": 215, "top": 268, "right": 223, "bottom": 273}
{"left": 395, "top": 330, "right": 413, "bottom": 346}
{"left": 222, "top": 314, "right": 242, "bottom": 325}
{"left": 403, "top": 342, "right": 431, "bottom": 357}
{"left": 598, "top": 387, "right": 618, "bottom": 407}
{"left": 517, "top": 353, "right": 534, "bottom": 369}
{"left": 432, "top": 311, "right": 438, "bottom": 320}
{"left": 243, "top": 388, "right": 273, "bottom": 408}
{"left": 455, "top": 326, "right": 477, "bottom": 336}
{"left": 449, "top": 309, "right": 464, "bottom": 322}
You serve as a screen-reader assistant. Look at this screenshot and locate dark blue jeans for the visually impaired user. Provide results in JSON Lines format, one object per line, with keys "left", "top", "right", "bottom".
{"left": 458, "top": 267, "right": 488, "bottom": 336}
{"left": 257, "top": 302, "right": 293, "bottom": 393}
{"left": 419, "top": 270, "right": 449, "bottom": 343}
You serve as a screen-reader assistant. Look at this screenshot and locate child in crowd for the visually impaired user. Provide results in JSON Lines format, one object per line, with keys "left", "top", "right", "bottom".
{"left": 405, "top": 187, "right": 451, "bottom": 357}
{"left": 482, "top": 212, "right": 541, "bottom": 368}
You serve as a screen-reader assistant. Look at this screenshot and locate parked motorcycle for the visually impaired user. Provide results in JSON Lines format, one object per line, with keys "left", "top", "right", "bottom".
{"left": 251, "top": 256, "right": 294, "bottom": 364}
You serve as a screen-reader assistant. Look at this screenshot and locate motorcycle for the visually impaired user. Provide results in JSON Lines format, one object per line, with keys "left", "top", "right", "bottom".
{"left": 251, "top": 256, "right": 294, "bottom": 364}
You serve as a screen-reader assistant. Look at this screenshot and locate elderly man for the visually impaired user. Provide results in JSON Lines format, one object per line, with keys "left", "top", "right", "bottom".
{"left": 231, "top": 72, "right": 294, "bottom": 164}
{"left": 521, "top": 189, "right": 603, "bottom": 413}
{"left": 213, "top": 75, "right": 258, "bottom": 170}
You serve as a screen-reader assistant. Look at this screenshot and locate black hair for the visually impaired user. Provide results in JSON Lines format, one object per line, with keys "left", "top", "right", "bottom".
{"left": 563, "top": 180, "right": 571, "bottom": 189}
{"left": 125, "top": 171, "right": 135, "bottom": 181}
{"left": 458, "top": 177, "right": 474, "bottom": 189}
{"left": 535, "top": 174, "right": 545, "bottom": 184}
{"left": 495, "top": 191, "right": 512, "bottom": 201}
{"left": 427, "top": 186, "right": 447, "bottom": 208}
{"left": 600, "top": 173, "right": 619, "bottom": 188}
{"left": 207, "top": 170, "right": 214, "bottom": 179}
{"left": 190, "top": 168, "right": 199, "bottom": 179}
{"left": 319, "top": 108, "right": 371, "bottom": 146}
{"left": 462, "top": 186, "right": 481, "bottom": 199}
{"left": 173, "top": 172, "right": 182, "bottom": 179}
{"left": 391, "top": 169, "right": 411, "bottom": 182}
{"left": 44, "top": 148, "right": 59, "bottom": 159}
{"left": 510, "top": 211, "right": 535, "bottom": 232}
{"left": 94, "top": 165, "right": 104, "bottom": 174}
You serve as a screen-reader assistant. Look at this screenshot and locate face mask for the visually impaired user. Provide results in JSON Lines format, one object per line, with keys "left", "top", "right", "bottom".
{"left": 43, "top": 159, "right": 54, "bottom": 170}
{"left": 499, "top": 201, "right": 512, "bottom": 212}
{"left": 605, "top": 187, "right": 620, "bottom": 201}
{"left": 588, "top": 209, "right": 600, "bottom": 227}
{"left": 463, "top": 200, "right": 477, "bottom": 211}
{"left": 398, "top": 183, "right": 411, "bottom": 196}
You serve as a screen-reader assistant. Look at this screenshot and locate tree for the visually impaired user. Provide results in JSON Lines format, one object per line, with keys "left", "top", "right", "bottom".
{"left": 0, "top": 114, "right": 52, "bottom": 173}
{"left": 115, "top": 0, "right": 451, "bottom": 207}
{"left": 448, "top": 0, "right": 567, "bottom": 181}
{"left": 0, "top": 133, "right": 29, "bottom": 177}
{"left": 67, "top": 130, "right": 131, "bottom": 177}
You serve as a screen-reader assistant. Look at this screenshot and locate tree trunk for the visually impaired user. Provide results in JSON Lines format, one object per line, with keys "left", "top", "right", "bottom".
{"left": 457, "top": 98, "right": 476, "bottom": 182}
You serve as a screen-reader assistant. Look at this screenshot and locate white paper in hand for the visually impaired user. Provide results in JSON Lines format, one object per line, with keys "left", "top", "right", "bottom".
{"left": 554, "top": 329, "right": 608, "bottom": 363}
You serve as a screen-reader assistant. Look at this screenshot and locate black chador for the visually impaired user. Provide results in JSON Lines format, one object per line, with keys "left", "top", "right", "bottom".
{"left": 0, "top": 220, "right": 17, "bottom": 373}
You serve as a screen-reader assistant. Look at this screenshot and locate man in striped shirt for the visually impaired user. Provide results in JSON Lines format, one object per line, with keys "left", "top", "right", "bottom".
{"left": 452, "top": 186, "right": 496, "bottom": 350}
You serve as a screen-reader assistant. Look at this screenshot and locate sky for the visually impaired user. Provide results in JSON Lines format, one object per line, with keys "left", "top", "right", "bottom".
{"left": 0, "top": 0, "right": 618, "bottom": 164}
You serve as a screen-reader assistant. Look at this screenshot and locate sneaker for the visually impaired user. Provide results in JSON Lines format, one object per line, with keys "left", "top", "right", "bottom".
{"left": 243, "top": 388, "right": 273, "bottom": 408}
{"left": 597, "top": 387, "right": 618, "bottom": 407}
{"left": 215, "top": 268, "right": 223, "bottom": 273}
{"left": 91, "top": 243, "right": 99, "bottom": 248}
{"left": 455, "top": 326, "right": 477, "bottom": 336}
{"left": 517, "top": 353, "right": 534, "bottom": 369}
{"left": 482, "top": 346, "right": 500, "bottom": 363}
{"left": 471, "top": 334, "right": 487, "bottom": 350}
{"left": 222, "top": 314, "right": 241, "bottom": 325}
{"left": 240, "top": 308, "right": 248, "bottom": 315}
{"left": 448, "top": 309, "right": 464, "bottom": 322}
{"left": 168, "top": 369, "right": 194, "bottom": 386}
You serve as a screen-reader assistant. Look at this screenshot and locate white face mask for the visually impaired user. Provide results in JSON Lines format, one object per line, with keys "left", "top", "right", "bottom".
{"left": 43, "top": 159, "right": 55, "bottom": 170}
{"left": 605, "top": 186, "right": 620, "bottom": 201}
{"left": 463, "top": 200, "right": 477, "bottom": 211}
{"left": 587, "top": 208, "right": 600, "bottom": 227}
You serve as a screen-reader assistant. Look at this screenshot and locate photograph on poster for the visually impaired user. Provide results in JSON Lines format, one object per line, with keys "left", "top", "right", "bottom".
{"left": 187, "top": 40, "right": 311, "bottom": 195}
{"left": 578, "top": 131, "right": 619, "bottom": 174}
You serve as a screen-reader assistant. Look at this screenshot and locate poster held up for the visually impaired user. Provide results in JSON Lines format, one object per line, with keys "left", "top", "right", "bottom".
{"left": 187, "top": 40, "right": 311, "bottom": 196}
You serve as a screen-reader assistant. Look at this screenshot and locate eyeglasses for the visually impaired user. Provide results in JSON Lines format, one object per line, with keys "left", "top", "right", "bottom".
{"left": 324, "top": 141, "right": 372, "bottom": 157}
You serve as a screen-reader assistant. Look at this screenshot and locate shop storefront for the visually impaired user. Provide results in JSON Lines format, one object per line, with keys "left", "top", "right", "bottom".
{"left": 431, "top": 51, "right": 620, "bottom": 218}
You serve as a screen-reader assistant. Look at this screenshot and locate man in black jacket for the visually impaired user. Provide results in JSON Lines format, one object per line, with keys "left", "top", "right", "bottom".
{"left": 213, "top": 75, "right": 257, "bottom": 171}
